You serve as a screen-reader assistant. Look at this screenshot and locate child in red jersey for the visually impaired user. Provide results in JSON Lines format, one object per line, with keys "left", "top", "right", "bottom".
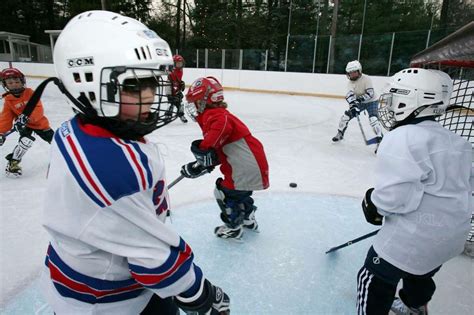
{"left": 168, "top": 54, "right": 187, "bottom": 123}
{"left": 181, "top": 76, "right": 270, "bottom": 239}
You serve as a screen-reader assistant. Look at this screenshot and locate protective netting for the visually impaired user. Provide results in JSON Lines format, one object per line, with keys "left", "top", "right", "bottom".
{"left": 433, "top": 66, "right": 473, "bottom": 254}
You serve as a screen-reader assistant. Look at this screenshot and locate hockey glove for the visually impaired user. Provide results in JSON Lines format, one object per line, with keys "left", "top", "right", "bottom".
{"left": 362, "top": 188, "right": 383, "bottom": 225}
{"left": 180, "top": 80, "right": 186, "bottom": 91}
{"left": 191, "top": 140, "right": 219, "bottom": 167}
{"left": 176, "top": 279, "right": 230, "bottom": 315}
{"left": 0, "top": 134, "right": 5, "bottom": 146}
{"left": 14, "top": 114, "right": 29, "bottom": 133}
{"left": 181, "top": 162, "right": 214, "bottom": 179}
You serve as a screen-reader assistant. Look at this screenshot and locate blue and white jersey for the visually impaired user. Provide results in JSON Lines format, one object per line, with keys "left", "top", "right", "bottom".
{"left": 41, "top": 116, "right": 203, "bottom": 315}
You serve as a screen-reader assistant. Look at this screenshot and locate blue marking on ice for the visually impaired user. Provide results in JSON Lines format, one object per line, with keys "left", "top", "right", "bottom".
{"left": 0, "top": 193, "right": 378, "bottom": 314}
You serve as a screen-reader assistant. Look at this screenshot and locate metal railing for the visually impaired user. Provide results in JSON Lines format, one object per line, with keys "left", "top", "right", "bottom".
{"left": 0, "top": 27, "right": 457, "bottom": 75}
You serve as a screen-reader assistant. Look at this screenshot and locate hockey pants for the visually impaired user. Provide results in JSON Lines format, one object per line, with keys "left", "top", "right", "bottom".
{"left": 356, "top": 246, "right": 441, "bottom": 315}
{"left": 214, "top": 178, "right": 255, "bottom": 228}
{"left": 8, "top": 127, "right": 54, "bottom": 161}
{"left": 338, "top": 101, "right": 382, "bottom": 137}
{"left": 140, "top": 294, "right": 179, "bottom": 315}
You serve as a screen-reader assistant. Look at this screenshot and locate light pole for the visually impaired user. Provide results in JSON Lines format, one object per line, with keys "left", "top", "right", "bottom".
{"left": 284, "top": 0, "right": 293, "bottom": 72}
{"left": 357, "top": 0, "right": 367, "bottom": 60}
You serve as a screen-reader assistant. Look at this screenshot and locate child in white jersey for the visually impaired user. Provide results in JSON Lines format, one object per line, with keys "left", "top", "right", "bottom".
{"left": 332, "top": 60, "right": 383, "bottom": 145}
{"left": 356, "top": 68, "right": 472, "bottom": 315}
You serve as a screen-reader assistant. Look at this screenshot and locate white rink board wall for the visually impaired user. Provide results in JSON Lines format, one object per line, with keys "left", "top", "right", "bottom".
{"left": 0, "top": 61, "right": 391, "bottom": 98}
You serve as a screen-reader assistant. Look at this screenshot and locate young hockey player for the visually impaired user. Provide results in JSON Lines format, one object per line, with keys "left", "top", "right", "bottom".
{"left": 0, "top": 67, "right": 53, "bottom": 177}
{"left": 168, "top": 54, "right": 188, "bottom": 123}
{"left": 181, "top": 76, "right": 269, "bottom": 239}
{"left": 40, "top": 11, "right": 230, "bottom": 315}
{"left": 356, "top": 68, "right": 473, "bottom": 315}
{"left": 332, "top": 60, "right": 383, "bottom": 145}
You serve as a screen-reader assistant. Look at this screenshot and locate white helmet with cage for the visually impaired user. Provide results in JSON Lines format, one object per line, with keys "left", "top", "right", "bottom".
{"left": 378, "top": 68, "right": 453, "bottom": 130}
{"left": 345, "top": 60, "right": 362, "bottom": 81}
{"left": 53, "top": 10, "right": 176, "bottom": 137}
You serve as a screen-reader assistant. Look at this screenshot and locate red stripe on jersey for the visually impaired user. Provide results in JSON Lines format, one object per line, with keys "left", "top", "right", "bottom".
{"left": 130, "top": 243, "right": 192, "bottom": 286}
{"left": 66, "top": 136, "right": 112, "bottom": 206}
{"left": 116, "top": 139, "right": 147, "bottom": 190}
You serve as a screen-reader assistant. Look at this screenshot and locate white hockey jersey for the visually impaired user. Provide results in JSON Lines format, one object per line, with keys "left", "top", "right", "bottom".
{"left": 347, "top": 74, "right": 377, "bottom": 103}
{"left": 372, "top": 120, "right": 473, "bottom": 275}
{"left": 41, "top": 116, "right": 204, "bottom": 314}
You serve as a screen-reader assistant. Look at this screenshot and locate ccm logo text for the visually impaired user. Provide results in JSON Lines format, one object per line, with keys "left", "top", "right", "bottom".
{"left": 67, "top": 57, "right": 94, "bottom": 68}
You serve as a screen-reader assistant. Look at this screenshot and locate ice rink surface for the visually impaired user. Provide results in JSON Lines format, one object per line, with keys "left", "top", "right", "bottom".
{"left": 0, "top": 79, "right": 472, "bottom": 314}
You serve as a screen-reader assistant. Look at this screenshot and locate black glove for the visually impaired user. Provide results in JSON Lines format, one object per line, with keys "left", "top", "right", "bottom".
{"left": 176, "top": 279, "right": 230, "bottom": 315}
{"left": 191, "top": 140, "right": 219, "bottom": 167}
{"left": 14, "top": 114, "right": 28, "bottom": 133}
{"left": 0, "top": 134, "right": 5, "bottom": 146}
{"left": 362, "top": 188, "right": 383, "bottom": 225}
{"left": 181, "top": 162, "right": 214, "bottom": 179}
{"left": 180, "top": 80, "right": 185, "bottom": 91}
{"left": 349, "top": 101, "right": 361, "bottom": 117}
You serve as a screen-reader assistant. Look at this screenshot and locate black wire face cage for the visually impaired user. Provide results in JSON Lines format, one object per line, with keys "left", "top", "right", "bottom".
{"left": 98, "top": 67, "right": 179, "bottom": 138}
{"left": 377, "top": 93, "right": 396, "bottom": 130}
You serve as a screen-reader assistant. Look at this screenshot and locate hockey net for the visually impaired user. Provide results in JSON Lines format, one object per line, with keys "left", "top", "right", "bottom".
{"left": 411, "top": 22, "right": 473, "bottom": 256}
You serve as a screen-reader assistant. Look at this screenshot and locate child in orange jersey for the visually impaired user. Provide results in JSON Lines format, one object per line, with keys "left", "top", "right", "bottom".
{"left": 0, "top": 68, "right": 53, "bottom": 177}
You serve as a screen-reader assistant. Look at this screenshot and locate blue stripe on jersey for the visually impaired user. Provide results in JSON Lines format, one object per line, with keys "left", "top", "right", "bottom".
{"left": 55, "top": 130, "right": 106, "bottom": 208}
{"left": 45, "top": 245, "right": 144, "bottom": 304}
{"left": 145, "top": 256, "right": 195, "bottom": 290}
{"left": 128, "top": 141, "right": 153, "bottom": 189}
{"left": 53, "top": 284, "right": 144, "bottom": 304}
{"left": 47, "top": 245, "right": 138, "bottom": 290}
{"left": 68, "top": 118, "right": 142, "bottom": 200}
{"left": 179, "top": 265, "right": 204, "bottom": 298}
{"left": 129, "top": 238, "right": 187, "bottom": 274}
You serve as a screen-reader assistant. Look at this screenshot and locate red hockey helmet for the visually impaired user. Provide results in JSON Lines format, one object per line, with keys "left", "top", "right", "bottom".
{"left": 185, "top": 77, "right": 224, "bottom": 118}
{"left": 1, "top": 67, "right": 26, "bottom": 95}
{"left": 173, "top": 54, "right": 185, "bottom": 68}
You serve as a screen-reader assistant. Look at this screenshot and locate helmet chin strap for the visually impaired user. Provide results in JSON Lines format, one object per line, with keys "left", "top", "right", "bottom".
{"left": 198, "top": 86, "right": 212, "bottom": 113}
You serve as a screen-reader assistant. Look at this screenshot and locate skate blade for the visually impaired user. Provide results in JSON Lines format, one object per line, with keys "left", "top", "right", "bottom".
{"left": 243, "top": 226, "right": 260, "bottom": 233}
{"left": 215, "top": 234, "right": 244, "bottom": 243}
{"left": 5, "top": 171, "right": 21, "bottom": 178}
{"left": 220, "top": 236, "right": 244, "bottom": 243}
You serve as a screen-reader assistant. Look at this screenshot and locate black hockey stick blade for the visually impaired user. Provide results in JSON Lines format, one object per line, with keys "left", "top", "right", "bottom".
{"left": 325, "top": 229, "right": 379, "bottom": 254}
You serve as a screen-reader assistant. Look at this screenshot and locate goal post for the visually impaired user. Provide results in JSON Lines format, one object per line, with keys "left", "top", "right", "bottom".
{"left": 410, "top": 21, "right": 473, "bottom": 257}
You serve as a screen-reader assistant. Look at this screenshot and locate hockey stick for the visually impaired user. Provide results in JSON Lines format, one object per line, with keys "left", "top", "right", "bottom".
{"left": 325, "top": 229, "right": 379, "bottom": 254}
{"left": 0, "top": 128, "right": 15, "bottom": 146}
{"left": 167, "top": 174, "right": 185, "bottom": 189}
{"left": 356, "top": 114, "right": 379, "bottom": 145}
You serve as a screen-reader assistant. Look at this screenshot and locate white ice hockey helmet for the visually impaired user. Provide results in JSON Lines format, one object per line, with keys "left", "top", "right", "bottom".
{"left": 346, "top": 60, "right": 362, "bottom": 73}
{"left": 346, "top": 60, "right": 362, "bottom": 80}
{"left": 378, "top": 68, "right": 453, "bottom": 130}
{"left": 53, "top": 10, "right": 174, "bottom": 117}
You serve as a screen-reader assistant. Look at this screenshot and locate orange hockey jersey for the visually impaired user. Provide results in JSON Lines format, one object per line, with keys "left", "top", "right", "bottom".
{"left": 0, "top": 88, "right": 50, "bottom": 133}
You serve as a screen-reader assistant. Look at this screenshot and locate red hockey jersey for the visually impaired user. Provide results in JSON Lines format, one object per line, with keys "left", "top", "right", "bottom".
{"left": 196, "top": 107, "right": 269, "bottom": 191}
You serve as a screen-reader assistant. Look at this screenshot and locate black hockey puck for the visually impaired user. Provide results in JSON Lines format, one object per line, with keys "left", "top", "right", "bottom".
{"left": 289, "top": 182, "right": 297, "bottom": 188}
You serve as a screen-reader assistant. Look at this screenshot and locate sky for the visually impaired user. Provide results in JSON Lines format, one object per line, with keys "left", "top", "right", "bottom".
{"left": 0, "top": 78, "right": 472, "bottom": 314}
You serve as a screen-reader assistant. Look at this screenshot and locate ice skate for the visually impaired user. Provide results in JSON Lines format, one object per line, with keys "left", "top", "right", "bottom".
{"left": 390, "top": 297, "right": 428, "bottom": 315}
{"left": 332, "top": 130, "right": 344, "bottom": 142}
{"left": 243, "top": 207, "right": 259, "bottom": 231}
{"left": 214, "top": 224, "right": 243, "bottom": 240}
{"left": 463, "top": 240, "right": 474, "bottom": 257}
{"left": 5, "top": 159, "right": 22, "bottom": 177}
